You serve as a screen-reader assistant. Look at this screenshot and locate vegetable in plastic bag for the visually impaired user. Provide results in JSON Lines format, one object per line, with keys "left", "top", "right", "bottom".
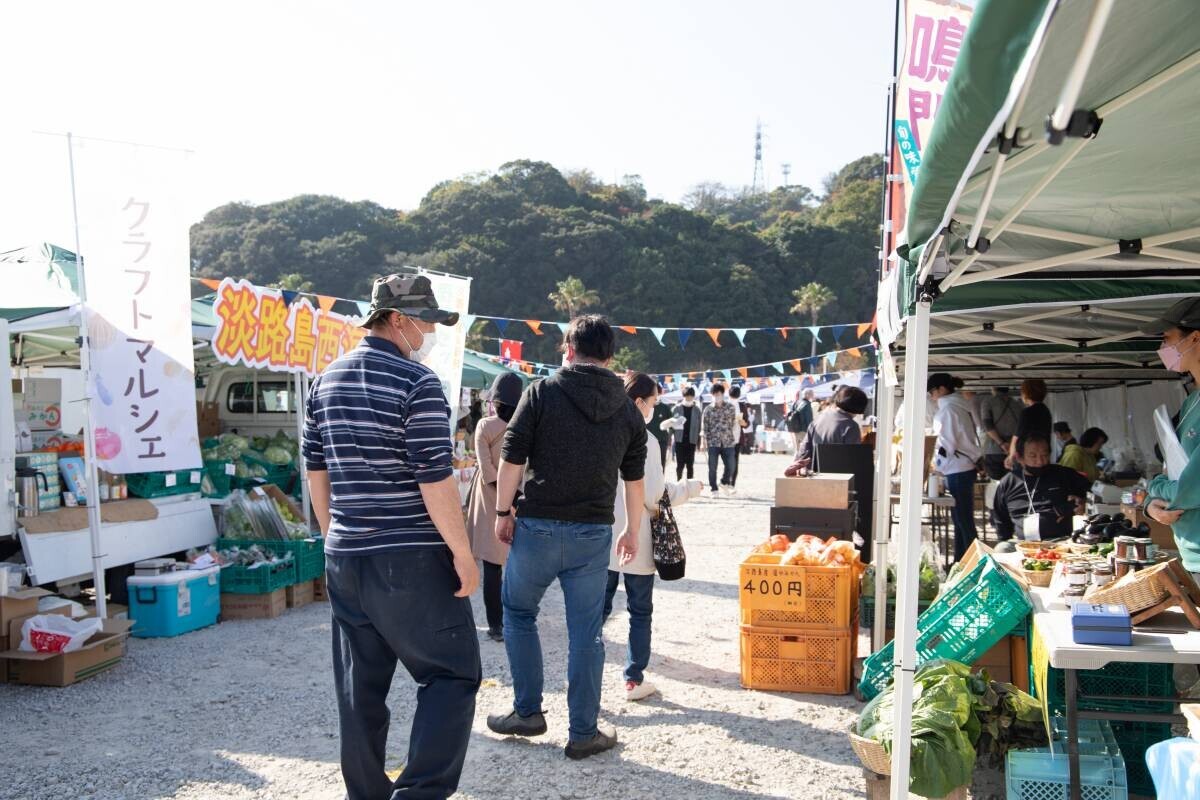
{"left": 263, "top": 446, "right": 292, "bottom": 466}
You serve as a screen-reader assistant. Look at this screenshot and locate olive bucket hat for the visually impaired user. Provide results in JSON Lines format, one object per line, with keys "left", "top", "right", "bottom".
{"left": 1141, "top": 296, "right": 1200, "bottom": 335}
{"left": 360, "top": 273, "right": 460, "bottom": 328}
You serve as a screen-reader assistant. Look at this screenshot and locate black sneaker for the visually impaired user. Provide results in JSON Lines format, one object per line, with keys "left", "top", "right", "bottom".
{"left": 564, "top": 725, "right": 617, "bottom": 760}
{"left": 486, "top": 629, "right": 504, "bottom": 642}
{"left": 487, "top": 709, "right": 548, "bottom": 737}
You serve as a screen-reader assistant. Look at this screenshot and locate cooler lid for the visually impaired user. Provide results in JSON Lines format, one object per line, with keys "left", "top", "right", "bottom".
{"left": 127, "top": 565, "right": 221, "bottom": 586}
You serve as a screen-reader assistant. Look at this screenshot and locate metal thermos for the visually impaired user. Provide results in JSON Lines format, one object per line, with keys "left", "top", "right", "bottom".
{"left": 15, "top": 467, "right": 48, "bottom": 517}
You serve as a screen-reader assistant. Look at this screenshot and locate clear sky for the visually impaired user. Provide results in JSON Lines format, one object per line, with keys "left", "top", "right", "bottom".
{"left": 2, "top": 0, "right": 895, "bottom": 246}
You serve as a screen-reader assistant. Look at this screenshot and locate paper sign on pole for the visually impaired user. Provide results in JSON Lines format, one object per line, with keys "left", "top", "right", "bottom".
{"left": 417, "top": 270, "right": 472, "bottom": 433}
{"left": 75, "top": 144, "right": 200, "bottom": 473}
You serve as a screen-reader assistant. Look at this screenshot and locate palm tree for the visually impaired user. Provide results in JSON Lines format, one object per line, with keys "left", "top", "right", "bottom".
{"left": 548, "top": 276, "right": 600, "bottom": 319}
{"left": 790, "top": 282, "right": 836, "bottom": 356}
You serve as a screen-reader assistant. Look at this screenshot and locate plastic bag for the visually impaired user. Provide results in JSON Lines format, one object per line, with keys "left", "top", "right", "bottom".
{"left": 19, "top": 615, "right": 103, "bottom": 654}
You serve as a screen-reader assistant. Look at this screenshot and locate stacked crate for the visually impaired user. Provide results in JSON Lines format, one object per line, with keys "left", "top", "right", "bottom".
{"left": 738, "top": 550, "right": 857, "bottom": 694}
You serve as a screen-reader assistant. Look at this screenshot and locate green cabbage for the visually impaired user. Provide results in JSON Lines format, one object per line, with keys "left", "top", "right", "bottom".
{"left": 263, "top": 446, "right": 292, "bottom": 466}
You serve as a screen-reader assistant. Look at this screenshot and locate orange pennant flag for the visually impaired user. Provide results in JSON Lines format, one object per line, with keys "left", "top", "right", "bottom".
{"left": 317, "top": 295, "right": 336, "bottom": 313}
{"left": 619, "top": 325, "right": 638, "bottom": 335}
{"left": 705, "top": 328, "right": 722, "bottom": 347}
{"left": 779, "top": 328, "right": 789, "bottom": 340}
{"left": 526, "top": 320, "right": 543, "bottom": 336}
{"left": 847, "top": 347, "right": 861, "bottom": 358}
{"left": 789, "top": 359, "right": 803, "bottom": 373}
{"left": 736, "top": 367, "right": 749, "bottom": 378}
{"left": 199, "top": 278, "right": 221, "bottom": 291}
{"left": 857, "top": 321, "right": 872, "bottom": 338}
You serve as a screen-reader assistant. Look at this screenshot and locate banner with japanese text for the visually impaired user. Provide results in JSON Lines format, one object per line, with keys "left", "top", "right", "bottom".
{"left": 417, "top": 270, "right": 472, "bottom": 432}
{"left": 210, "top": 278, "right": 366, "bottom": 378}
{"left": 887, "top": 0, "right": 973, "bottom": 271}
{"left": 74, "top": 143, "right": 200, "bottom": 473}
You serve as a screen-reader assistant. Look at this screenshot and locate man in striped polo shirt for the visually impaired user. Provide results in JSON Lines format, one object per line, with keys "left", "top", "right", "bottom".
{"left": 303, "top": 273, "right": 481, "bottom": 800}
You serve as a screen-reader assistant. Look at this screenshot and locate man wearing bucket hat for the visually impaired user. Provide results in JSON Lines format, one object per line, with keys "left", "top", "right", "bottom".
{"left": 1142, "top": 297, "right": 1200, "bottom": 583}
{"left": 303, "top": 272, "right": 481, "bottom": 800}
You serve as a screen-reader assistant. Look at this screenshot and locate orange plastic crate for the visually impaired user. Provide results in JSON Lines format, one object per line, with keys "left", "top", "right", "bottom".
{"left": 738, "top": 624, "right": 855, "bottom": 694}
{"left": 738, "top": 552, "right": 858, "bottom": 629}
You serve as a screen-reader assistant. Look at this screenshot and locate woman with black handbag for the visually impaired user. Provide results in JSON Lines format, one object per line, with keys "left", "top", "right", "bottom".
{"left": 603, "top": 373, "right": 702, "bottom": 702}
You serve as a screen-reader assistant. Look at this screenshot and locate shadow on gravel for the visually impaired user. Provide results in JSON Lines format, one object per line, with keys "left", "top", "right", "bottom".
{"left": 651, "top": 577, "right": 738, "bottom": 600}
{"left": 614, "top": 696, "right": 860, "bottom": 768}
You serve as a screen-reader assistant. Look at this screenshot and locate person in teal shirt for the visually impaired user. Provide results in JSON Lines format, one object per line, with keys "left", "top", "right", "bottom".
{"left": 1144, "top": 298, "right": 1200, "bottom": 580}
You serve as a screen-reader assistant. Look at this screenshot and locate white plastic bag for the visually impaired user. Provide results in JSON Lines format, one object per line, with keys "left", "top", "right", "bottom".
{"left": 19, "top": 614, "right": 103, "bottom": 654}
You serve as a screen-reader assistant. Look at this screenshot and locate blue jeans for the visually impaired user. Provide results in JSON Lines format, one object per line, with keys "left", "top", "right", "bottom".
{"left": 944, "top": 470, "right": 978, "bottom": 562}
{"left": 502, "top": 517, "right": 612, "bottom": 743}
{"left": 707, "top": 446, "right": 736, "bottom": 491}
{"left": 603, "top": 570, "right": 655, "bottom": 685}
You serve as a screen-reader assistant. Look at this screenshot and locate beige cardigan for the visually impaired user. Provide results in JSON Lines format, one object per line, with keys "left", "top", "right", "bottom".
{"left": 610, "top": 437, "right": 702, "bottom": 575}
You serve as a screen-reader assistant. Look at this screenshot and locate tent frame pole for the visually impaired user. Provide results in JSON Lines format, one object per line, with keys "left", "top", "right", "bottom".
{"left": 1048, "top": 0, "right": 1115, "bottom": 135}
{"left": 871, "top": 380, "right": 896, "bottom": 653}
{"left": 930, "top": 306, "right": 1078, "bottom": 342}
{"left": 66, "top": 132, "right": 108, "bottom": 619}
{"left": 888, "top": 297, "right": 932, "bottom": 800}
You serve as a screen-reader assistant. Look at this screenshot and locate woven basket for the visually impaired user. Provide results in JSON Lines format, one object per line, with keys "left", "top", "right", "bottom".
{"left": 849, "top": 732, "right": 892, "bottom": 775}
{"left": 1022, "top": 568, "right": 1054, "bottom": 588}
{"left": 1084, "top": 561, "right": 1172, "bottom": 612}
{"left": 1016, "top": 541, "right": 1043, "bottom": 557}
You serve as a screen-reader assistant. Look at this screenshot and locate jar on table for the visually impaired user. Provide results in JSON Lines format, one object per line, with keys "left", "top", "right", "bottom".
{"left": 1065, "top": 563, "right": 1090, "bottom": 588}
{"left": 1113, "top": 535, "right": 1137, "bottom": 560}
{"left": 1132, "top": 537, "right": 1155, "bottom": 560}
{"left": 1113, "top": 558, "right": 1140, "bottom": 579}
{"left": 1090, "top": 564, "right": 1114, "bottom": 589}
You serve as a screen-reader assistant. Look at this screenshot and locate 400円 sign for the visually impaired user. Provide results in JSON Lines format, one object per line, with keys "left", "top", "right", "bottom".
{"left": 210, "top": 278, "right": 366, "bottom": 378}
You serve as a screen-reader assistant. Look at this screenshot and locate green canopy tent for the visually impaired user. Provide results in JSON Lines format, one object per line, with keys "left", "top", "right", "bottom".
{"left": 461, "top": 349, "right": 530, "bottom": 391}
{"left": 876, "top": 1, "right": 1200, "bottom": 794}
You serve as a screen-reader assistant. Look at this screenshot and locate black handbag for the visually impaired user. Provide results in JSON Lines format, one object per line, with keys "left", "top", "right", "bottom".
{"left": 650, "top": 488, "right": 686, "bottom": 581}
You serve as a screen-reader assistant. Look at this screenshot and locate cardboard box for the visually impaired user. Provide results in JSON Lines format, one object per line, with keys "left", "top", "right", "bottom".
{"left": 0, "top": 588, "right": 54, "bottom": 633}
{"left": 259, "top": 484, "right": 305, "bottom": 526}
{"left": 197, "top": 401, "right": 220, "bottom": 439}
{"left": 1, "top": 615, "right": 132, "bottom": 687}
{"left": 1120, "top": 503, "right": 1177, "bottom": 551}
{"left": 775, "top": 473, "right": 854, "bottom": 509}
{"left": 313, "top": 576, "right": 327, "bottom": 602}
{"left": 82, "top": 603, "right": 129, "bottom": 622}
{"left": 285, "top": 581, "right": 313, "bottom": 609}
{"left": 220, "top": 589, "right": 286, "bottom": 621}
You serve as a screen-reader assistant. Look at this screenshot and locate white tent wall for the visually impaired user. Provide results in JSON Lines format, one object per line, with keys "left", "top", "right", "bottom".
{"left": 1047, "top": 382, "right": 1186, "bottom": 468}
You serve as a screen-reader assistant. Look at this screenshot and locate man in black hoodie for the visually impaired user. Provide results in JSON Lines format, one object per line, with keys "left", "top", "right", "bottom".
{"left": 487, "top": 315, "right": 647, "bottom": 760}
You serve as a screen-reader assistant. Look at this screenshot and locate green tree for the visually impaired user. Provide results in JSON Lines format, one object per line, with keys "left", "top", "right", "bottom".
{"left": 272, "top": 273, "right": 314, "bottom": 292}
{"left": 791, "top": 282, "right": 837, "bottom": 356}
{"left": 610, "top": 346, "right": 649, "bottom": 374}
{"left": 548, "top": 276, "right": 600, "bottom": 319}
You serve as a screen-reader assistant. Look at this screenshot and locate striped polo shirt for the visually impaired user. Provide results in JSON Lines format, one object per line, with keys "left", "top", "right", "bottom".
{"left": 302, "top": 336, "right": 452, "bottom": 556}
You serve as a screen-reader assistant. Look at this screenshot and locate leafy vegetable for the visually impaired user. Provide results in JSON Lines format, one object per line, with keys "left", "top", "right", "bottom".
{"left": 856, "top": 659, "right": 1046, "bottom": 797}
{"left": 263, "top": 446, "right": 292, "bottom": 466}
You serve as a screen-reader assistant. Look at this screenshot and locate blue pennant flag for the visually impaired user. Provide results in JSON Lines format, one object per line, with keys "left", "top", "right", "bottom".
{"left": 772, "top": 361, "right": 785, "bottom": 374}
{"left": 460, "top": 314, "right": 476, "bottom": 332}
{"left": 354, "top": 299, "right": 371, "bottom": 317}
{"left": 721, "top": 369, "right": 732, "bottom": 380}
{"left": 831, "top": 324, "right": 851, "bottom": 342}
{"left": 732, "top": 328, "right": 748, "bottom": 346}
{"left": 807, "top": 357, "right": 821, "bottom": 372}
{"left": 494, "top": 319, "right": 510, "bottom": 335}
{"left": 677, "top": 329, "right": 692, "bottom": 349}
{"left": 673, "top": 373, "right": 683, "bottom": 385}
{"left": 556, "top": 322, "right": 569, "bottom": 335}
{"left": 808, "top": 326, "right": 821, "bottom": 341}
{"left": 281, "top": 290, "right": 299, "bottom": 307}
{"left": 826, "top": 351, "right": 838, "bottom": 367}
{"left": 751, "top": 366, "right": 766, "bottom": 378}
{"left": 650, "top": 327, "right": 667, "bottom": 346}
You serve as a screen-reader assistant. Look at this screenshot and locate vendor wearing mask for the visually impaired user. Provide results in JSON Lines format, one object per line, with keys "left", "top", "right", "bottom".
{"left": 993, "top": 433, "right": 1090, "bottom": 541}
{"left": 1143, "top": 298, "right": 1200, "bottom": 582}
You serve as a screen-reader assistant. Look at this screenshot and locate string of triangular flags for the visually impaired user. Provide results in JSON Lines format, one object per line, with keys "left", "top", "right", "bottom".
{"left": 475, "top": 314, "right": 876, "bottom": 348}
{"left": 194, "top": 277, "right": 877, "bottom": 347}
{"left": 475, "top": 343, "right": 876, "bottom": 381}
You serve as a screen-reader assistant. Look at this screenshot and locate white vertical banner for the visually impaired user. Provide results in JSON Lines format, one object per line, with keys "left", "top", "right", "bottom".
{"left": 74, "top": 142, "right": 200, "bottom": 473}
{"left": 417, "top": 270, "right": 471, "bottom": 433}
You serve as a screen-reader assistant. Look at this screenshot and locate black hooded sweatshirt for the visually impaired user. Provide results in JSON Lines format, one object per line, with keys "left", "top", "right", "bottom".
{"left": 501, "top": 364, "right": 648, "bottom": 524}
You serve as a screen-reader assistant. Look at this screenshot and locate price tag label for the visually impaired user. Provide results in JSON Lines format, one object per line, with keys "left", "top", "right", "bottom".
{"left": 190, "top": 471, "right": 201, "bottom": 484}
{"left": 225, "top": 463, "right": 236, "bottom": 476}
{"left": 165, "top": 473, "right": 178, "bottom": 488}
{"left": 253, "top": 487, "right": 266, "bottom": 497}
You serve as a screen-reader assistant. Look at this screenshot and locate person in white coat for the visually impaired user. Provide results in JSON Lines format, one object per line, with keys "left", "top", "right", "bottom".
{"left": 603, "top": 373, "right": 703, "bottom": 702}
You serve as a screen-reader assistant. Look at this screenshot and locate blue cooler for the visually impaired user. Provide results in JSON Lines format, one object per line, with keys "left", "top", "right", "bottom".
{"left": 1071, "top": 602, "right": 1133, "bottom": 646}
{"left": 127, "top": 566, "right": 221, "bottom": 637}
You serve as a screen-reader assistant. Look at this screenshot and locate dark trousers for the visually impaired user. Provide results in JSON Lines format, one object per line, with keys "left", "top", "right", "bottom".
{"left": 675, "top": 443, "right": 696, "bottom": 480}
{"left": 707, "top": 446, "right": 736, "bottom": 491}
{"left": 327, "top": 550, "right": 482, "bottom": 800}
{"left": 944, "top": 470, "right": 978, "bottom": 563}
{"left": 602, "top": 570, "right": 655, "bottom": 685}
{"left": 483, "top": 560, "right": 503, "bottom": 633}
{"left": 731, "top": 447, "right": 742, "bottom": 486}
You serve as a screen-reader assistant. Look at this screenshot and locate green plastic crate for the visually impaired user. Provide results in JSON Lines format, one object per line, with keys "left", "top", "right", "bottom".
{"left": 859, "top": 595, "right": 932, "bottom": 630}
{"left": 219, "top": 556, "right": 296, "bottom": 594}
{"left": 126, "top": 468, "right": 205, "bottom": 498}
{"left": 218, "top": 538, "right": 324, "bottom": 583}
{"left": 1048, "top": 717, "right": 1167, "bottom": 799}
{"left": 1041, "top": 660, "right": 1176, "bottom": 716}
{"left": 1007, "top": 745, "right": 1128, "bottom": 800}
{"left": 203, "top": 460, "right": 235, "bottom": 497}
{"left": 234, "top": 452, "right": 297, "bottom": 493}
{"left": 859, "top": 554, "right": 1032, "bottom": 699}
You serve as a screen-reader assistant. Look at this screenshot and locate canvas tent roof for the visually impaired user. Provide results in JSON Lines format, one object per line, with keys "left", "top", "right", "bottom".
{"left": 884, "top": 0, "right": 1200, "bottom": 387}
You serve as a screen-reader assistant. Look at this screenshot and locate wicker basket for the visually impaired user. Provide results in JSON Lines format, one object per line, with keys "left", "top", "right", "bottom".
{"left": 1083, "top": 561, "right": 1172, "bottom": 612}
{"left": 849, "top": 732, "right": 892, "bottom": 775}
{"left": 1021, "top": 568, "right": 1054, "bottom": 587}
{"left": 1016, "top": 541, "right": 1043, "bottom": 557}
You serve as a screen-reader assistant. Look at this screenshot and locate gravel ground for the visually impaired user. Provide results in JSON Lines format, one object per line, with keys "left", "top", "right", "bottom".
{"left": 0, "top": 452, "right": 1004, "bottom": 799}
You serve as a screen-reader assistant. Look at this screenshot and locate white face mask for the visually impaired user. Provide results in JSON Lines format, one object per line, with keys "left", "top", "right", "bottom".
{"left": 682, "top": 399, "right": 695, "bottom": 407}
{"left": 639, "top": 401, "right": 655, "bottom": 425}
{"left": 401, "top": 324, "right": 437, "bottom": 362}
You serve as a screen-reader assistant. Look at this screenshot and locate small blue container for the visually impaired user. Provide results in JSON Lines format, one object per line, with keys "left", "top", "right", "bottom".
{"left": 127, "top": 566, "right": 221, "bottom": 638}
{"left": 1072, "top": 602, "right": 1133, "bottom": 646}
